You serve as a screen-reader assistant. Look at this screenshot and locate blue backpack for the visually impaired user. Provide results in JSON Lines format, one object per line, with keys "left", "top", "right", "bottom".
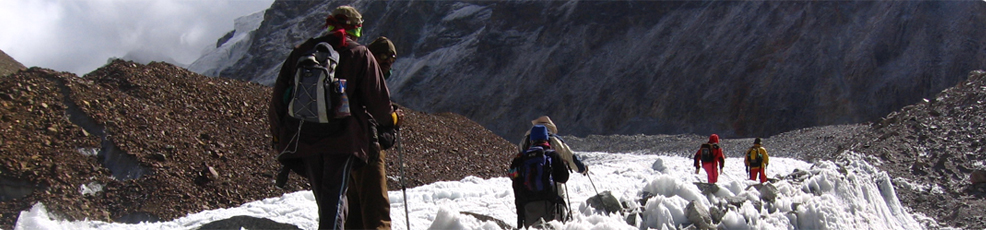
{"left": 519, "top": 146, "right": 555, "bottom": 193}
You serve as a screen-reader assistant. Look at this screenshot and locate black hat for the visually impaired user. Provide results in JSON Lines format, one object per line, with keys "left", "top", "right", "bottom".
{"left": 754, "top": 138, "right": 762, "bottom": 145}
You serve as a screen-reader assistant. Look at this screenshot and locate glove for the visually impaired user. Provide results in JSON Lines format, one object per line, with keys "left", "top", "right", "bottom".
{"left": 573, "top": 154, "right": 588, "bottom": 174}
{"left": 719, "top": 167, "right": 724, "bottom": 175}
{"left": 392, "top": 105, "right": 404, "bottom": 129}
{"left": 377, "top": 125, "right": 397, "bottom": 150}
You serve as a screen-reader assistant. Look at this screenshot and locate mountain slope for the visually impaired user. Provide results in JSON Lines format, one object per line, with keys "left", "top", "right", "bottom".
{"left": 198, "top": 1, "right": 986, "bottom": 139}
{"left": 0, "top": 49, "right": 26, "bottom": 77}
{"left": 0, "top": 61, "right": 514, "bottom": 229}
{"left": 849, "top": 70, "right": 986, "bottom": 229}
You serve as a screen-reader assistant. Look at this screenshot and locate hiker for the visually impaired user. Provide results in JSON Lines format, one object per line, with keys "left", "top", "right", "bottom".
{"left": 509, "top": 124, "right": 571, "bottom": 228}
{"left": 518, "top": 116, "right": 587, "bottom": 175}
{"left": 693, "top": 134, "right": 725, "bottom": 183}
{"left": 367, "top": 36, "right": 397, "bottom": 79}
{"left": 345, "top": 36, "right": 401, "bottom": 230}
{"left": 268, "top": 5, "right": 398, "bottom": 229}
{"left": 518, "top": 116, "right": 587, "bottom": 216}
{"left": 745, "top": 138, "right": 770, "bottom": 183}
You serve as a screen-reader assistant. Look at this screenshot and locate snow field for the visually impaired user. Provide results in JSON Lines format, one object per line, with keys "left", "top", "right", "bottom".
{"left": 16, "top": 151, "right": 931, "bottom": 230}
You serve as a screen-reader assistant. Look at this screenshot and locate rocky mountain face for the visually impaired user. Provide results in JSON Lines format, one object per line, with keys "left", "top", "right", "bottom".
{"left": 849, "top": 70, "right": 986, "bottom": 229}
{"left": 0, "top": 49, "right": 25, "bottom": 77}
{"left": 2, "top": 58, "right": 984, "bottom": 228}
{"left": 0, "top": 61, "right": 514, "bottom": 229}
{"left": 199, "top": 0, "right": 986, "bottom": 139}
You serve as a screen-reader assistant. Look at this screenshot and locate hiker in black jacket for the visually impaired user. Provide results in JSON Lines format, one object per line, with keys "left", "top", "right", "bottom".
{"left": 509, "top": 125, "right": 570, "bottom": 228}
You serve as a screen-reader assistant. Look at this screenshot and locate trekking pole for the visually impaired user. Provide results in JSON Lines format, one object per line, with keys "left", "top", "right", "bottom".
{"left": 564, "top": 184, "right": 574, "bottom": 221}
{"left": 586, "top": 172, "right": 600, "bottom": 195}
{"left": 396, "top": 129, "right": 410, "bottom": 230}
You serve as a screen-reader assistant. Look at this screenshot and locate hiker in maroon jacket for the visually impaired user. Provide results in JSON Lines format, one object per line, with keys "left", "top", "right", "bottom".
{"left": 346, "top": 36, "right": 400, "bottom": 230}
{"left": 267, "top": 5, "right": 398, "bottom": 229}
{"left": 694, "top": 134, "right": 725, "bottom": 183}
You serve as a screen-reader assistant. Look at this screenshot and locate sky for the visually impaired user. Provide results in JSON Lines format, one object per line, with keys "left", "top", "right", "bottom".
{"left": 13, "top": 151, "right": 941, "bottom": 230}
{"left": 0, "top": 0, "right": 274, "bottom": 76}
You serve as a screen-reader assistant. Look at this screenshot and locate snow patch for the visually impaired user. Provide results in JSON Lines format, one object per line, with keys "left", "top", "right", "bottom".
{"left": 892, "top": 177, "right": 945, "bottom": 194}
{"left": 76, "top": 148, "right": 99, "bottom": 157}
{"left": 79, "top": 182, "right": 103, "bottom": 196}
{"left": 188, "top": 10, "right": 265, "bottom": 77}
{"left": 443, "top": 3, "right": 489, "bottom": 22}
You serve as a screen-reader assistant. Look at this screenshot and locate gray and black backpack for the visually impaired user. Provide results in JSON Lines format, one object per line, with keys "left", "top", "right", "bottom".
{"left": 287, "top": 42, "right": 350, "bottom": 124}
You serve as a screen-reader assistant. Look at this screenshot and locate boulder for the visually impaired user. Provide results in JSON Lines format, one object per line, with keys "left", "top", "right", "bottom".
{"left": 686, "top": 200, "right": 714, "bottom": 229}
{"left": 586, "top": 191, "right": 623, "bottom": 214}
{"left": 971, "top": 170, "right": 986, "bottom": 184}
{"left": 693, "top": 182, "right": 720, "bottom": 195}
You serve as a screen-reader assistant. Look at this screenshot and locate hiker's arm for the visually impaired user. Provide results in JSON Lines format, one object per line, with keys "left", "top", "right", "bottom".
{"left": 550, "top": 137, "right": 579, "bottom": 172}
{"left": 507, "top": 157, "right": 522, "bottom": 179}
{"left": 572, "top": 154, "right": 588, "bottom": 174}
{"left": 693, "top": 150, "right": 701, "bottom": 168}
{"left": 763, "top": 148, "right": 769, "bottom": 167}
{"left": 718, "top": 149, "right": 725, "bottom": 170}
{"left": 355, "top": 46, "right": 395, "bottom": 129}
{"left": 551, "top": 153, "right": 570, "bottom": 183}
{"left": 268, "top": 43, "right": 306, "bottom": 149}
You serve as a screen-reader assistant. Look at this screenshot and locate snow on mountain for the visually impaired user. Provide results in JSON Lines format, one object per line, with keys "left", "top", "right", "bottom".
{"left": 187, "top": 10, "right": 265, "bottom": 77}
{"left": 14, "top": 152, "right": 937, "bottom": 229}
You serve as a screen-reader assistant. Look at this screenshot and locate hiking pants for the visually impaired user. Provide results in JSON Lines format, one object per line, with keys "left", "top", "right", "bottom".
{"left": 304, "top": 154, "right": 355, "bottom": 230}
{"left": 522, "top": 200, "right": 560, "bottom": 228}
{"left": 346, "top": 149, "right": 391, "bottom": 230}
{"left": 750, "top": 167, "right": 767, "bottom": 183}
{"left": 702, "top": 162, "right": 719, "bottom": 183}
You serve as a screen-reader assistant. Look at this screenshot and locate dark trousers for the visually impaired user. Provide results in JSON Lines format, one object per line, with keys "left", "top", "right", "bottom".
{"left": 346, "top": 150, "right": 392, "bottom": 230}
{"left": 304, "top": 154, "right": 355, "bottom": 229}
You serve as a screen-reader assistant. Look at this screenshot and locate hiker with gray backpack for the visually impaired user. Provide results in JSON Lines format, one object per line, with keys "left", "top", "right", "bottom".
{"left": 267, "top": 5, "right": 399, "bottom": 229}
{"left": 509, "top": 124, "right": 571, "bottom": 228}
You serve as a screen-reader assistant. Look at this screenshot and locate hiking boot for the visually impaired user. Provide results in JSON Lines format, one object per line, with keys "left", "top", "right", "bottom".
{"left": 274, "top": 166, "right": 290, "bottom": 189}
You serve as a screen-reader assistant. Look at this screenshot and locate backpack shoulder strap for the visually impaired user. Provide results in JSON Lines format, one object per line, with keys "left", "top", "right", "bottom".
{"left": 550, "top": 134, "right": 566, "bottom": 143}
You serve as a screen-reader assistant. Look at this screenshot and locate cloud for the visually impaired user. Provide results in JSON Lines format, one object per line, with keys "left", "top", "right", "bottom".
{"left": 0, "top": 0, "right": 273, "bottom": 75}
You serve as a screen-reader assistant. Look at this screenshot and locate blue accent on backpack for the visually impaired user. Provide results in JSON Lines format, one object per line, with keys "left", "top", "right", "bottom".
{"left": 519, "top": 146, "right": 554, "bottom": 193}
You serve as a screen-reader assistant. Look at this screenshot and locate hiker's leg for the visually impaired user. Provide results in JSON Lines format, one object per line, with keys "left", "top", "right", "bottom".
{"left": 758, "top": 168, "right": 768, "bottom": 183}
{"left": 305, "top": 154, "right": 354, "bottom": 230}
{"left": 749, "top": 168, "right": 758, "bottom": 181}
{"left": 702, "top": 163, "right": 717, "bottom": 183}
{"left": 345, "top": 173, "right": 364, "bottom": 229}
{"left": 710, "top": 166, "right": 719, "bottom": 183}
{"left": 361, "top": 149, "right": 392, "bottom": 229}
{"left": 524, "top": 201, "right": 551, "bottom": 227}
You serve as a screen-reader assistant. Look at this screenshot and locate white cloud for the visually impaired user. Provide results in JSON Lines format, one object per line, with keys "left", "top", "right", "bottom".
{"left": 0, "top": 0, "right": 273, "bottom": 75}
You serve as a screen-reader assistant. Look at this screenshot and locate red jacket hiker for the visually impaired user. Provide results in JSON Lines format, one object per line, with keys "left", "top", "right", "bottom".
{"left": 694, "top": 134, "right": 725, "bottom": 183}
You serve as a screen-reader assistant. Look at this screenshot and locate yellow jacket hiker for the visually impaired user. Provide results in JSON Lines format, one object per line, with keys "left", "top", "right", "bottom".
{"left": 744, "top": 138, "right": 770, "bottom": 183}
